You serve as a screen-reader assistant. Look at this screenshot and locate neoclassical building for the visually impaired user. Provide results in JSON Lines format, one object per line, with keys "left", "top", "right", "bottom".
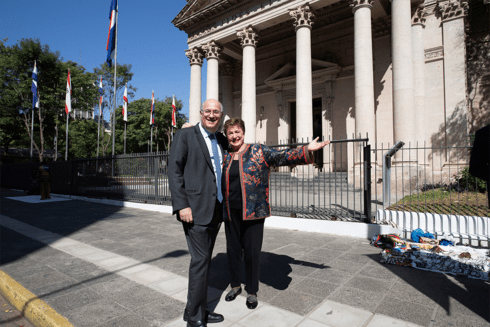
{"left": 172, "top": 0, "right": 489, "bottom": 167}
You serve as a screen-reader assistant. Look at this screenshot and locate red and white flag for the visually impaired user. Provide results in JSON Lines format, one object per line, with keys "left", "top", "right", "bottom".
{"left": 171, "top": 94, "right": 177, "bottom": 127}
{"left": 123, "top": 83, "right": 128, "bottom": 122}
{"left": 150, "top": 90, "right": 155, "bottom": 126}
{"left": 99, "top": 77, "right": 103, "bottom": 111}
{"left": 65, "top": 69, "right": 72, "bottom": 114}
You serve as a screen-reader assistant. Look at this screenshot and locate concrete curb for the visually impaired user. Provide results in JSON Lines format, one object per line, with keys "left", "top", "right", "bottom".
{"left": 50, "top": 193, "right": 399, "bottom": 239}
{"left": 0, "top": 270, "right": 73, "bottom": 327}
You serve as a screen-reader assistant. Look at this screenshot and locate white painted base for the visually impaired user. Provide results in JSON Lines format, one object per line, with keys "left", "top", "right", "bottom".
{"left": 376, "top": 210, "right": 490, "bottom": 247}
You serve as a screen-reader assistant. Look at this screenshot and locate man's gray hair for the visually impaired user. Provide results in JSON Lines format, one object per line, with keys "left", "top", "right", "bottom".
{"left": 200, "top": 99, "right": 224, "bottom": 113}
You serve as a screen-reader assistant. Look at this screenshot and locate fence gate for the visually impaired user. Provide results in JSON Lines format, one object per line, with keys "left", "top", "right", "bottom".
{"left": 267, "top": 137, "right": 372, "bottom": 222}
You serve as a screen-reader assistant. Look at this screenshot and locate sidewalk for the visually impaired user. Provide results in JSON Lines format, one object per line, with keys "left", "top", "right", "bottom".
{"left": 0, "top": 188, "right": 489, "bottom": 327}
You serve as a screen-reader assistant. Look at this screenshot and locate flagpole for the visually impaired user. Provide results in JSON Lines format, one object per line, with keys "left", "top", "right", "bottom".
{"left": 97, "top": 104, "right": 101, "bottom": 158}
{"left": 30, "top": 109, "right": 34, "bottom": 162}
{"left": 65, "top": 112, "right": 69, "bottom": 160}
{"left": 111, "top": 1, "right": 118, "bottom": 175}
{"left": 151, "top": 126, "right": 153, "bottom": 153}
{"left": 124, "top": 122, "right": 126, "bottom": 154}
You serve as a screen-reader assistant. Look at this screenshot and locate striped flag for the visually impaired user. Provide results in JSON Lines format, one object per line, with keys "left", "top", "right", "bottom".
{"left": 98, "top": 77, "right": 103, "bottom": 115}
{"left": 172, "top": 94, "right": 177, "bottom": 127}
{"left": 31, "top": 61, "right": 39, "bottom": 109}
{"left": 65, "top": 69, "right": 72, "bottom": 114}
{"left": 150, "top": 90, "right": 155, "bottom": 126}
{"left": 106, "top": 0, "right": 118, "bottom": 67}
{"left": 123, "top": 83, "right": 128, "bottom": 122}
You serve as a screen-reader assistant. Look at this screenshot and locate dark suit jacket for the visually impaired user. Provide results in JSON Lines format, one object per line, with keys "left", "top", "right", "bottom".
{"left": 168, "top": 123, "right": 228, "bottom": 225}
{"left": 469, "top": 125, "right": 490, "bottom": 182}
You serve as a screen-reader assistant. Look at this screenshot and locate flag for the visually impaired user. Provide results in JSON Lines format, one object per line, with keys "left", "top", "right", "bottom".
{"left": 150, "top": 90, "right": 155, "bottom": 126}
{"left": 123, "top": 83, "right": 128, "bottom": 122}
{"left": 99, "top": 77, "right": 103, "bottom": 116}
{"left": 106, "top": 0, "right": 118, "bottom": 67}
{"left": 172, "top": 94, "right": 177, "bottom": 127}
{"left": 65, "top": 69, "right": 72, "bottom": 114}
{"left": 31, "top": 61, "right": 39, "bottom": 109}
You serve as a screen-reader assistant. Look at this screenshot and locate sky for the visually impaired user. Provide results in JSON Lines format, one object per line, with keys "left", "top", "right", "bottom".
{"left": 0, "top": 0, "right": 209, "bottom": 120}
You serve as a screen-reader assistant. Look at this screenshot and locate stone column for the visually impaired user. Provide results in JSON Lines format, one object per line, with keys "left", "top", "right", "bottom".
{"left": 237, "top": 26, "right": 258, "bottom": 143}
{"left": 351, "top": 0, "right": 376, "bottom": 143}
{"left": 438, "top": 0, "right": 469, "bottom": 147}
{"left": 185, "top": 47, "right": 203, "bottom": 125}
{"left": 392, "top": 0, "right": 415, "bottom": 144}
{"left": 220, "top": 61, "right": 234, "bottom": 122}
{"left": 290, "top": 4, "right": 314, "bottom": 143}
{"left": 412, "top": 4, "right": 426, "bottom": 144}
{"left": 202, "top": 41, "right": 221, "bottom": 101}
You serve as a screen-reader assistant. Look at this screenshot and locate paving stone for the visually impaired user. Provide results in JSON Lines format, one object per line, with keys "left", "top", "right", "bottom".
{"left": 64, "top": 298, "right": 128, "bottom": 327}
{"left": 29, "top": 279, "right": 88, "bottom": 302}
{"left": 289, "top": 278, "right": 338, "bottom": 298}
{"left": 325, "top": 259, "right": 367, "bottom": 274}
{"left": 14, "top": 269, "right": 72, "bottom": 290}
{"left": 269, "top": 289, "right": 324, "bottom": 316}
{"left": 308, "top": 268, "right": 352, "bottom": 285}
{"left": 138, "top": 297, "right": 184, "bottom": 326}
{"left": 128, "top": 267, "right": 174, "bottom": 285}
{"left": 45, "top": 287, "right": 104, "bottom": 313}
{"left": 90, "top": 276, "right": 139, "bottom": 296}
{"left": 112, "top": 284, "right": 172, "bottom": 309}
{"left": 308, "top": 300, "right": 372, "bottom": 327}
{"left": 344, "top": 275, "right": 394, "bottom": 293}
{"left": 94, "top": 313, "right": 155, "bottom": 327}
{"left": 375, "top": 296, "right": 434, "bottom": 326}
{"left": 328, "top": 286, "right": 383, "bottom": 312}
{"left": 238, "top": 304, "right": 304, "bottom": 327}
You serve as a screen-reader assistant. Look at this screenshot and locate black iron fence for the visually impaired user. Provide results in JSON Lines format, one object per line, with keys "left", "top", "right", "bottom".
{"left": 1, "top": 137, "right": 373, "bottom": 222}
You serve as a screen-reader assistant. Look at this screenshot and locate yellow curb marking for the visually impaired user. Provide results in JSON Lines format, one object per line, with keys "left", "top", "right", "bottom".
{"left": 0, "top": 269, "right": 73, "bottom": 327}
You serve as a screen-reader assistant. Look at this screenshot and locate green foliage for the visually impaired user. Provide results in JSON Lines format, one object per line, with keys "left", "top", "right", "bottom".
{"left": 0, "top": 38, "right": 98, "bottom": 160}
{"left": 114, "top": 96, "right": 186, "bottom": 154}
{"left": 455, "top": 166, "right": 487, "bottom": 193}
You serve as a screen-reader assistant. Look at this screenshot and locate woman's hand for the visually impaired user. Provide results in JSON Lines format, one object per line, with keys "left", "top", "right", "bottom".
{"left": 307, "top": 137, "right": 330, "bottom": 152}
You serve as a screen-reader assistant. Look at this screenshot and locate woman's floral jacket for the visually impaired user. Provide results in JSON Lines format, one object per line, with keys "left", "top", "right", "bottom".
{"left": 223, "top": 143, "right": 313, "bottom": 221}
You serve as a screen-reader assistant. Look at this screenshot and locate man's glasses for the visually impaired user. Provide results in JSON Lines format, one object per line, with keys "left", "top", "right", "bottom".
{"left": 201, "top": 109, "right": 222, "bottom": 116}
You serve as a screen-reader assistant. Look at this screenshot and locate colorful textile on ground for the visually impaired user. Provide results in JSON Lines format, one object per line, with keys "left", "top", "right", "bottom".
{"left": 372, "top": 234, "right": 490, "bottom": 281}
{"left": 411, "top": 228, "right": 435, "bottom": 243}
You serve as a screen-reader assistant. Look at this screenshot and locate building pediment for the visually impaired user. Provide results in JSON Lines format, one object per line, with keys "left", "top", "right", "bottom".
{"left": 173, "top": 0, "right": 245, "bottom": 31}
{"left": 264, "top": 60, "right": 340, "bottom": 90}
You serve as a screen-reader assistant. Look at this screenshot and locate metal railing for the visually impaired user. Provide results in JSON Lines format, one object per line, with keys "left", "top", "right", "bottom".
{"left": 267, "top": 137, "right": 371, "bottom": 222}
{"left": 371, "top": 141, "right": 489, "bottom": 245}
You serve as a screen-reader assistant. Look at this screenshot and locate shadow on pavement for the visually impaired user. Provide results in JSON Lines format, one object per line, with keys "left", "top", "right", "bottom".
{"left": 366, "top": 253, "right": 490, "bottom": 323}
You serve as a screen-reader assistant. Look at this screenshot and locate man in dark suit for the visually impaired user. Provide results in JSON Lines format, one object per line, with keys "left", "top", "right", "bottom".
{"left": 469, "top": 124, "right": 490, "bottom": 207}
{"left": 168, "top": 99, "right": 227, "bottom": 327}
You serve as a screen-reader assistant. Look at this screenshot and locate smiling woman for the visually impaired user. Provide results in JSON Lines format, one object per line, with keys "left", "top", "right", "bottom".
{"left": 220, "top": 117, "right": 329, "bottom": 309}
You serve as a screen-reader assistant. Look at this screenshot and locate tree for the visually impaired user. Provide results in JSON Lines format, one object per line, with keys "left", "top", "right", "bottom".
{"left": 0, "top": 38, "right": 98, "bottom": 161}
{"left": 114, "top": 96, "right": 186, "bottom": 154}
{"left": 93, "top": 63, "right": 136, "bottom": 156}
{"left": 57, "top": 119, "right": 106, "bottom": 159}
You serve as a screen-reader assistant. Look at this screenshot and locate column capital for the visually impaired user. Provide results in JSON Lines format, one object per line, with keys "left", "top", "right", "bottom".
{"left": 236, "top": 25, "right": 259, "bottom": 48}
{"left": 412, "top": 3, "right": 427, "bottom": 26}
{"left": 350, "top": 0, "right": 374, "bottom": 12}
{"left": 219, "top": 61, "right": 234, "bottom": 76}
{"left": 437, "top": 0, "right": 468, "bottom": 22}
{"left": 289, "top": 3, "right": 315, "bottom": 31}
{"left": 185, "top": 47, "right": 203, "bottom": 66}
{"left": 202, "top": 41, "right": 221, "bottom": 60}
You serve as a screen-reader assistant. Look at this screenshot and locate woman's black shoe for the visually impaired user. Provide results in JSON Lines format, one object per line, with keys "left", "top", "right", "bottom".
{"left": 246, "top": 294, "right": 258, "bottom": 309}
{"left": 225, "top": 287, "right": 242, "bottom": 302}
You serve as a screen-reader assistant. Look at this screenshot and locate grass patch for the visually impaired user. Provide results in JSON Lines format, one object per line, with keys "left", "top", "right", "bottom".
{"left": 387, "top": 189, "right": 489, "bottom": 217}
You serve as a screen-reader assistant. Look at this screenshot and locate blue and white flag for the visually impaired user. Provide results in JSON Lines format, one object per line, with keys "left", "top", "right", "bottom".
{"left": 106, "top": 0, "right": 118, "bottom": 67}
{"left": 31, "top": 61, "right": 39, "bottom": 109}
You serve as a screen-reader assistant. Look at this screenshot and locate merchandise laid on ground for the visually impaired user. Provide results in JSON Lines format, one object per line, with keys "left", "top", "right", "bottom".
{"left": 371, "top": 231, "right": 490, "bottom": 281}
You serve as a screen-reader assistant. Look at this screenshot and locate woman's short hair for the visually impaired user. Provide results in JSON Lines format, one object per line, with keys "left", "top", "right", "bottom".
{"left": 223, "top": 117, "right": 245, "bottom": 134}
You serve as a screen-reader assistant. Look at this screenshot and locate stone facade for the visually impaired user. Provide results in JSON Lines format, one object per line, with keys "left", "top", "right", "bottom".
{"left": 173, "top": 0, "right": 490, "bottom": 170}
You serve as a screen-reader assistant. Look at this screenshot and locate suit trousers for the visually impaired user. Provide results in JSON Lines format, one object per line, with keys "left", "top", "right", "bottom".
{"left": 225, "top": 208, "right": 265, "bottom": 295}
{"left": 183, "top": 202, "right": 222, "bottom": 322}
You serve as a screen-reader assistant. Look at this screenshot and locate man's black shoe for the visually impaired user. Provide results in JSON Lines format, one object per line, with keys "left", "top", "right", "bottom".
{"left": 184, "top": 308, "right": 224, "bottom": 324}
{"left": 225, "top": 287, "right": 242, "bottom": 302}
{"left": 187, "top": 320, "right": 206, "bottom": 327}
